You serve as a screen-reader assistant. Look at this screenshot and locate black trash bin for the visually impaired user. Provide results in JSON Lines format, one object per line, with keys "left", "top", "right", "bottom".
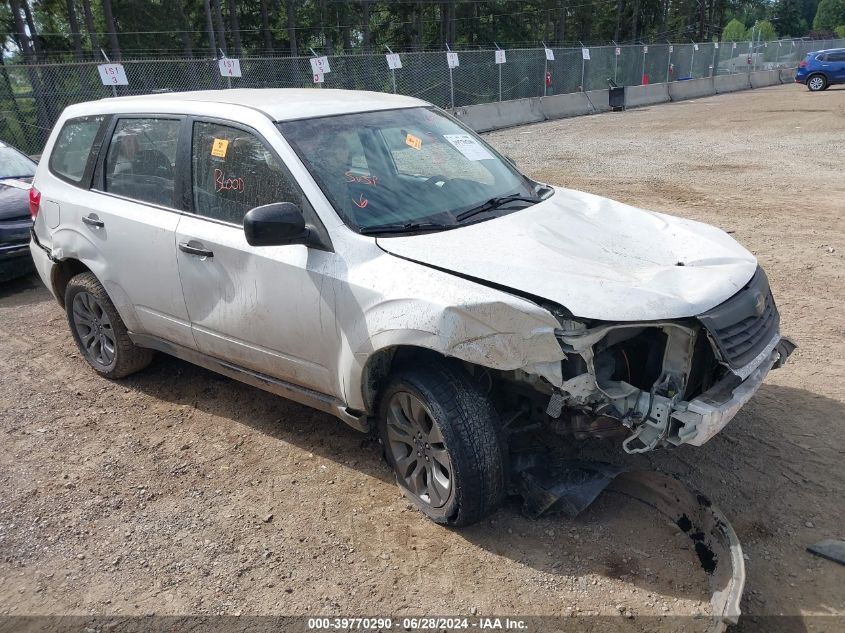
{"left": 609, "top": 85, "right": 626, "bottom": 111}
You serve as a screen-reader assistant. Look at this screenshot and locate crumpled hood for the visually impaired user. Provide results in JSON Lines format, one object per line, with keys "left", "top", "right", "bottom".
{"left": 377, "top": 187, "right": 757, "bottom": 321}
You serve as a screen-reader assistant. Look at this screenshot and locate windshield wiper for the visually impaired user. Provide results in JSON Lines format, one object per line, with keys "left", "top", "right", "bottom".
{"left": 455, "top": 194, "right": 540, "bottom": 223}
{"left": 359, "top": 221, "right": 454, "bottom": 236}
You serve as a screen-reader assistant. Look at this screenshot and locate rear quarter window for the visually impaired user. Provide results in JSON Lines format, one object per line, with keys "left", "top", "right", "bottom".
{"left": 48, "top": 116, "right": 105, "bottom": 184}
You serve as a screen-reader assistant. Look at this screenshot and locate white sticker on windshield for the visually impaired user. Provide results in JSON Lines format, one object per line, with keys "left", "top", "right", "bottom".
{"left": 443, "top": 134, "right": 494, "bottom": 161}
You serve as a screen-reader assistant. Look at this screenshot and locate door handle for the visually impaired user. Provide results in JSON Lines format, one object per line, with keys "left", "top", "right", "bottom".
{"left": 82, "top": 214, "right": 104, "bottom": 228}
{"left": 179, "top": 242, "right": 214, "bottom": 258}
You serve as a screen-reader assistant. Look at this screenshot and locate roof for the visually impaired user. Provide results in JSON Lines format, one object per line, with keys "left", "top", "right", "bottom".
{"left": 96, "top": 88, "right": 428, "bottom": 121}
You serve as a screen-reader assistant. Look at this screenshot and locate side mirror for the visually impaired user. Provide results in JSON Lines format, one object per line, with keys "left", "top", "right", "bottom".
{"left": 244, "top": 202, "right": 307, "bottom": 247}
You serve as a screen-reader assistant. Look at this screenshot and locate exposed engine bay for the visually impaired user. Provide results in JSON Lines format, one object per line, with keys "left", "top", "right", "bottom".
{"left": 476, "top": 267, "right": 795, "bottom": 453}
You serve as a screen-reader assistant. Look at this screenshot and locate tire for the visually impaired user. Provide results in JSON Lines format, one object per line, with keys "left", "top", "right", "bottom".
{"left": 376, "top": 359, "right": 506, "bottom": 527}
{"left": 64, "top": 271, "right": 154, "bottom": 379}
{"left": 807, "top": 74, "right": 827, "bottom": 92}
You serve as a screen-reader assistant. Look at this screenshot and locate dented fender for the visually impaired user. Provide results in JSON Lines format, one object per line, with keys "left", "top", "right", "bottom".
{"left": 336, "top": 247, "right": 567, "bottom": 411}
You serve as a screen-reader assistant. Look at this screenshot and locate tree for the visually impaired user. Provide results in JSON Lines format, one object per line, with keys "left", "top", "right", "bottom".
{"left": 755, "top": 19, "right": 778, "bottom": 40}
{"left": 836, "top": 24, "right": 845, "bottom": 35}
{"left": 721, "top": 17, "right": 748, "bottom": 40}
{"left": 773, "top": 0, "right": 810, "bottom": 36}
{"left": 101, "top": 0, "right": 120, "bottom": 59}
{"left": 814, "top": 0, "right": 845, "bottom": 29}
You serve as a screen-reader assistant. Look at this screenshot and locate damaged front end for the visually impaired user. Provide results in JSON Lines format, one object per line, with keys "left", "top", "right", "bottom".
{"left": 492, "top": 267, "right": 795, "bottom": 453}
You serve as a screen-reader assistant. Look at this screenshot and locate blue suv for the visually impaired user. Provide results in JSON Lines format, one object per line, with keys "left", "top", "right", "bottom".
{"left": 795, "top": 48, "right": 845, "bottom": 91}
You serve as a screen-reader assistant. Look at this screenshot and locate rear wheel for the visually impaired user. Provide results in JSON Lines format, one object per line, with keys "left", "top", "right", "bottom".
{"left": 65, "top": 272, "right": 154, "bottom": 379}
{"left": 376, "top": 360, "right": 506, "bottom": 526}
{"left": 807, "top": 74, "right": 827, "bottom": 91}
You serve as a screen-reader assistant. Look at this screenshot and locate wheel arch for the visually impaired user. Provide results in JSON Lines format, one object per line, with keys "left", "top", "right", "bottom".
{"left": 51, "top": 258, "right": 92, "bottom": 309}
{"left": 51, "top": 258, "right": 141, "bottom": 332}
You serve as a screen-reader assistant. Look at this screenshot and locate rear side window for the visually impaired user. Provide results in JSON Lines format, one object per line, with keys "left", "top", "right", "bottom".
{"left": 49, "top": 117, "right": 104, "bottom": 184}
{"left": 104, "top": 118, "right": 180, "bottom": 208}
{"left": 191, "top": 121, "right": 304, "bottom": 225}
{"left": 827, "top": 51, "right": 845, "bottom": 62}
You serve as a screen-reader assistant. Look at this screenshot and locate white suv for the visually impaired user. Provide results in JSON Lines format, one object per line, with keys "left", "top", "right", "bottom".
{"left": 29, "top": 89, "right": 793, "bottom": 526}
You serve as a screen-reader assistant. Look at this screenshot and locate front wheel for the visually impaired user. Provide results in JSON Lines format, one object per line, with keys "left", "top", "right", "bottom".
{"left": 376, "top": 360, "right": 506, "bottom": 527}
{"left": 807, "top": 74, "right": 827, "bottom": 91}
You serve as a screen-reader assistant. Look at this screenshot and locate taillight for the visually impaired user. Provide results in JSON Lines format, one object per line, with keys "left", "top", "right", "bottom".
{"left": 29, "top": 186, "right": 41, "bottom": 219}
{"left": 799, "top": 59, "right": 808, "bottom": 68}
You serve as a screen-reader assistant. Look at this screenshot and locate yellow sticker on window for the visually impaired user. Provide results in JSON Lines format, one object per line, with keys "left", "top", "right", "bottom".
{"left": 405, "top": 133, "right": 422, "bottom": 150}
{"left": 211, "top": 138, "right": 229, "bottom": 158}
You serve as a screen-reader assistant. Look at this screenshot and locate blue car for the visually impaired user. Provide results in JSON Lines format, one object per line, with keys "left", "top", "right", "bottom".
{"left": 795, "top": 48, "right": 845, "bottom": 91}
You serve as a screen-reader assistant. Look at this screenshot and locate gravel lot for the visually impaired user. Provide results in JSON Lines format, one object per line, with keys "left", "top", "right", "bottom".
{"left": 1, "top": 83, "right": 843, "bottom": 630}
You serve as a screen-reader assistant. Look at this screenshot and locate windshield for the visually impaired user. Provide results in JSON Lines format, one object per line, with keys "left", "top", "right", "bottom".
{"left": 278, "top": 107, "right": 540, "bottom": 233}
{"left": 0, "top": 145, "right": 36, "bottom": 179}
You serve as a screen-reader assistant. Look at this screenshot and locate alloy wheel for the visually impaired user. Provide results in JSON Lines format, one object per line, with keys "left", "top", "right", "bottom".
{"left": 385, "top": 391, "right": 452, "bottom": 508}
{"left": 72, "top": 291, "right": 116, "bottom": 367}
{"left": 808, "top": 76, "right": 825, "bottom": 91}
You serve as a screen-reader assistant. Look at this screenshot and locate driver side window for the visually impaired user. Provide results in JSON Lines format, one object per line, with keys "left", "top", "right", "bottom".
{"left": 191, "top": 122, "right": 304, "bottom": 225}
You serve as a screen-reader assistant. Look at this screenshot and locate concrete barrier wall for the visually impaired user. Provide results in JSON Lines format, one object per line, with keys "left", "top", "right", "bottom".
{"left": 538, "top": 92, "right": 592, "bottom": 119}
{"left": 625, "top": 83, "right": 671, "bottom": 107}
{"left": 668, "top": 77, "right": 716, "bottom": 101}
{"left": 456, "top": 69, "right": 795, "bottom": 133}
{"left": 453, "top": 97, "right": 545, "bottom": 133}
{"left": 714, "top": 73, "right": 751, "bottom": 93}
{"left": 750, "top": 69, "right": 782, "bottom": 89}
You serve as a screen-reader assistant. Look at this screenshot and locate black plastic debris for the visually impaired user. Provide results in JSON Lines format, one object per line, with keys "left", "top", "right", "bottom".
{"left": 511, "top": 457, "right": 626, "bottom": 519}
{"left": 807, "top": 539, "right": 845, "bottom": 566}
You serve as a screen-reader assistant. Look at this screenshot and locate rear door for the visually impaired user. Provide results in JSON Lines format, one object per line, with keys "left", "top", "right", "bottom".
{"left": 174, "top": 118, "right": 339, "bottom": 395}
{"left": 86, "top": 115, "right": 196, "bottom": 349}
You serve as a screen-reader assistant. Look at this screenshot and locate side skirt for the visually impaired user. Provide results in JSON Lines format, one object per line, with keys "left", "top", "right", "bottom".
{"left": 129, "top": 333, "right": 369, "bottom": 432}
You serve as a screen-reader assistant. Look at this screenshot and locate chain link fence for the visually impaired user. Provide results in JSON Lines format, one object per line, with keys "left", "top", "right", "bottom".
{"left": 2, "top": 38, "right": 843, "bottom": 155}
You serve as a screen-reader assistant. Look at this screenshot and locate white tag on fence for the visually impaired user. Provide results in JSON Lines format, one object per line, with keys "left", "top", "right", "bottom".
{"left": 669, "top": 45, "right": 674, "bottom": 53}
{"left": 386, "top": 53, "right": 402, "bottom": 69}
{"left": 615, "top": 47, "right": 621, "bottom": 56}
{"left": 733, "top": 42, "right": 737, "bottom": 49}
{"left": 544, "top": 48, "right": 555, "bottom": 61}
{"left": 218, "top": 58, "right": 241, "bottom": 77}
{"left": 495, "top": 49, "right": 506, "bottom": 64}
{"left": 97, "top": 64, "right": 128, "bottom": 86}
{"left": 643, "top": 45, "right": 648, "bottom": 53}
{"left": 446, "top": 51, "right": 460, "bottom": 68}
{"left": 310, "top": 56, "right": 331, "bottom": 75}
{"left": 714, "top": 42, "right": 719, "bottom": 49}
{"left": 581, "top": 48, "right": 590, "bottom": 60}
{"left": 313, "top": 72, "right": 324, "bottom": 84}
{"left": 694, "top": 43, "right": 699, "bottom": 51}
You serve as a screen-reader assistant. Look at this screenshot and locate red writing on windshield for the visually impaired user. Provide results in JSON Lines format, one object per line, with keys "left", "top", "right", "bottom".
{"left": 345, "top": 171, "right": 378, "bottom": 186}
{"left": 214, "top": 168, "right": 244, "bottom": 193}
{"left": 352, "top": 193, "right": 369, "bottom": 208}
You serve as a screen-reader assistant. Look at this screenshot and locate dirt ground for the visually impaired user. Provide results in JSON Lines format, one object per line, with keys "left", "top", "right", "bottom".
{"left": 1, "top": 84, "right": 843, "bottom": 630}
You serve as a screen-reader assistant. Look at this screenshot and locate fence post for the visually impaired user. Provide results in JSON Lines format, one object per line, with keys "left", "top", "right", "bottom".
{"left": 712, "top": 43, "right": 718, "bottom": 77}
{"left": 667, "top": 44, "right": 672, "bottom": 82}
{"left": 579, "top": 42, "right": 586, "bottom": 91}
{"left": 690, "top": 40, "right": 696, "bottom": 78}
{"left": 445, "top": 43, "right": 455, "bottom": 109}
{"left": 612, "top": 41, "right": 619, "bottom": 84}
{"left": 385, "top": 45, "right": 397, "bottom": 94}
{"left": 542, "top": 42, "right": 548, "bottom": 97}
{"left": 641, "top": 45, "right": 647, "bottom": 84}
{"left": 494, "top": 43, "right": 502, "bottom": 102}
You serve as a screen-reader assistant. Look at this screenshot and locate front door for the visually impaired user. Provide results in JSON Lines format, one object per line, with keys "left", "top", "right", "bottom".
{"left": 174, "top": 119, "right": 339, "bottom": 395}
